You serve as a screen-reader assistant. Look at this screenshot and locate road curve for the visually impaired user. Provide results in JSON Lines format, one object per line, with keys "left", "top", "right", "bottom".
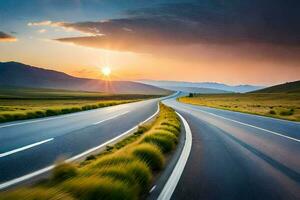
{"left": 0, "top": 98, "right": 161, "bottom": 186}
{"left": 163, "top": 97, "right": 300, "bottom": 200}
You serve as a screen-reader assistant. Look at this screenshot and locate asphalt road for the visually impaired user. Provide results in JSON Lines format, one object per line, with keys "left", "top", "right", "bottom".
{"left": 163, "top": 97, "right": 300, "bottom": 200}
{"left": 0, "top": 98, "right": 160, "bottom": 186}
{"left": 1, "top": 92, "right": 299, "bottom": 199}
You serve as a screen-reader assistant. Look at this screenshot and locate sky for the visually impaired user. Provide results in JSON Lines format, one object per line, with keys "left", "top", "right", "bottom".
{"left": 0, "top": 0, "right": 300, "bottom": 86}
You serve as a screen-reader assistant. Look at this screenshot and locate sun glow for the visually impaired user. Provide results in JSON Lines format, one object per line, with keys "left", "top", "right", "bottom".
{"left": 101, "top": 66, "right": 111, "bottom": 77}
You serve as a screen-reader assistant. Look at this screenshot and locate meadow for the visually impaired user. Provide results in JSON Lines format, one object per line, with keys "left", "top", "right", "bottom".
{"left": 0, "top": 87, "right": 163, "bottom": 123}
{"left": 179, "top": 93, "right": 300, "bottom": 121}
{"left": 0, "top": 103, "right": 181, "bottom": 200}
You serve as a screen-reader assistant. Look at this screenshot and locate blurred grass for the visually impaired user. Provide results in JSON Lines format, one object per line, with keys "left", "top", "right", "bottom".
{"left": 132, "top": 143, "right": 165, "bottom": 170}
{"left": 179, "top": 93, "right": 300, "bottom": 121}
{"left": 0, "top": 86, "right": 163, "bottom": 123}
{"left": 0, "top": 103, "right": 181, "bottom": 200}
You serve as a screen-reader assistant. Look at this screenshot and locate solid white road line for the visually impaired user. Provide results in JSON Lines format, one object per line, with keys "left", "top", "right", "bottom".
{"left": 157, "top": 112, "right": 192, "bottom": 200}
{"left": 0, "top": 138, "right": 54, "bottom": 158}
{"left": 0, "top": 103, "right": 160, "bottom": 190}
{"left": 93, "top": 111, "right": 129, "bottom": 125}
{"left": 188, "top": 106, "right": 300, "bottom": 143}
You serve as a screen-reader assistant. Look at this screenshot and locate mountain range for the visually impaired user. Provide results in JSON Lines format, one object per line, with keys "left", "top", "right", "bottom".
{"left": 0, "top": 62, "right": 170, "bottom": 95}
{"left": 0, "top": 61, "right": 266, "bottom": 94}
{"left": 138, "top": 80, "right": 264, "bottom": 93}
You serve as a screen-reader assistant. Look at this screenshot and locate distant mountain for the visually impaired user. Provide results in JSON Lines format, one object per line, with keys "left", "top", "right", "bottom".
{"left": 146, "top": 86, "right": 228, "bottom": 94}
{"left": 138, "top": 80, "right": 264, "bottom": 93}
{"left": 0, "top": 62, "right": 170, "bottom": 95}
{"left": 251, "top": 80, "right": 300, "bottom": 93}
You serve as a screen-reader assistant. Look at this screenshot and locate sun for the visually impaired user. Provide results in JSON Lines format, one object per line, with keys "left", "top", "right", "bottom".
{"left": 101, "top": 66, "right": 111, "bottom": 77}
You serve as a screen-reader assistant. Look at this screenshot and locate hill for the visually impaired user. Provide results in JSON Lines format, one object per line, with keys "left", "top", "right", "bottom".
{"left": 0, "top": 62, "right": 170, "bottom": 95}
{"left": 251, "top": 80, "right": 300, "bottom": 93}
{"left": 138, "top": 80, "right": 263, "bottom": 93}
{"left": 147, "top": 85, "right": 229, "bottom": 94}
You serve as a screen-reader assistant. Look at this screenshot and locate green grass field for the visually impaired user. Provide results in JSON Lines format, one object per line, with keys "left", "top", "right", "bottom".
{"left": 179, "top": 93, "right": 300, "bottom": 121}
{"left": 0, "top": 104, "right": 181, "bottom": 200}
{"left": 0, "top": 86, "right": 163, "bottom": 123}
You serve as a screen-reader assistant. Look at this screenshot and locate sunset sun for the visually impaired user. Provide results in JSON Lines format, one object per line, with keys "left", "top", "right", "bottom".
{"left": 101, "top": 66, "right": 111, "bottom": 77}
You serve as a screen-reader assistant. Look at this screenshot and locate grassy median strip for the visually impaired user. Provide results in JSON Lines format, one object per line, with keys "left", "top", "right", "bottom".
{"left": 0, "top": 103, "right": 181, "bottom": 200}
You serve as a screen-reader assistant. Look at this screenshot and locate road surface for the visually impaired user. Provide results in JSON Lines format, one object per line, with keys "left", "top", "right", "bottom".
{"left": 1, "top": 92, "right": 299, "bottom": 200}
{"left": 163, "top": 97, "right": 300, "bottom": 200}
{"left": 0, "top": 98, "right": 160, "bottom": 187}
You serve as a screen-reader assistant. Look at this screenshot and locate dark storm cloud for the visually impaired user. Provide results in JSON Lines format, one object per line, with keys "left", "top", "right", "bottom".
{"left": 0, "top": 31, "right": 17, "bottom": 42}
{"left": 53, "top": 1, "right": 300, "bottom": 51}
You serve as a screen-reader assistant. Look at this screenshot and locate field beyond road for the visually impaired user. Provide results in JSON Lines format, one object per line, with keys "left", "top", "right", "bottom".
{"left": 0, "top": 87, "right": 163, "bottom": 123}
{"left": 179, "top": 93, "right": 300, "bottom": 122}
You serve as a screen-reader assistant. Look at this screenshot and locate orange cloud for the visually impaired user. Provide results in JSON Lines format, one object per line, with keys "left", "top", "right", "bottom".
{"left": 0, "top": 31, "right": 17, "bottom": 42}
{"left": 38, "top": 29, "right": 47, "bottom": 34}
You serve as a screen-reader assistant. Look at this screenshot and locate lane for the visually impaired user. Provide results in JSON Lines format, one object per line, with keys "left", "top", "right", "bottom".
{"left": 0, "top": 100, "right": 154, "bottom": 152}
{"left": 0, "top": 98, "right": 159, "bottom": 184}
{"left": 179, "top": 101, "right": 300, "bottom": 140}
{"left": 163, "top": 98, "right": 300, "bottom": 200}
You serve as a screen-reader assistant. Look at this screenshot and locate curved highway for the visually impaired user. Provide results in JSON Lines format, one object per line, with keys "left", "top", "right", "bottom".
{"left": 163, "top": 96, "right": 300, "bottom": 200}
{"left": 0, "top": 98, "right": 160, "bottom": 187}
{"left": 1, "top": 92, "right": 299, "bottom": 200}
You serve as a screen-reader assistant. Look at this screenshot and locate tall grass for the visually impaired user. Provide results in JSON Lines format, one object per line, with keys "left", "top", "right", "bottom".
{"left": 155, "top": 125, "right": 179, "bottom": 136}
{"left": 131, "top": 143, "right": 165, "bottom": 170}
{"left": 0, "top": 188, "right": 74, "bottom": 200}
{"left": 62, "top": 176, "right": 137, "bottom": 200}
{"left": 52, "top": 163, "right": 78, "bottom": 182}
{"left": 141, "top": 134, "right": 175, "bottom": 153}
{"left": 0, "top": 103, "right": 181, "bottom": 200}
{"left": 90, "top": 154, "right": 134, "bottom": 169}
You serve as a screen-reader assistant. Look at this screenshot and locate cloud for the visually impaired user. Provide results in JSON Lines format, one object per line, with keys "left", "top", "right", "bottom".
{"left": 38, "top": 29, "right": 47, "bottom": 33}
{"left": 53, "top": 17, "right": 220, "bottom": 53}
{"left": 33, "top": 0, "right": 299, "bottom": 63}
{"left": 28, "top": 20, "right": 91, "bottom": 34}
{"left": 28, "top": 20, "right": 52, "bottom": 26}
{"left": 28, "top": 20, "right": 64, "bottom": 27}
{"left": 0, "top": 31, "right": 17, "bottom": 42}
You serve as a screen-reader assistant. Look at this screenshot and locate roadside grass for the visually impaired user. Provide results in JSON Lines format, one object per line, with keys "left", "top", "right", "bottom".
{"left": 61, "top": 176, "right": 137, "bottom": 200}
{"left": 0, "top": 103, "right": 181, "bottom": 200}
{"left": 141, "top": 133, "right": 176, "bottom": 153}
{"left": 0, "top": 87, "right": 163, "bottom": 123}
{"left": 131, "top": 143, "right": 165, "bottom": 170}
{"left": 0, "top": 188, "right": 74, "bottom": 200}
{"left": 179, "top": 93, "right": 300, "bottom": 121}
{"left": 52, "top": 163, "right": 78, "bottom": 183}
